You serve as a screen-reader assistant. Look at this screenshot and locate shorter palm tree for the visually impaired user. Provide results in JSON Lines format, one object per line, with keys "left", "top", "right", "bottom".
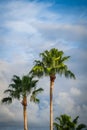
{"left": 53, "top": 114, "right": 87, "bottom": 130}
{"left": 2, "top": 74, "right": 43, "bottom": 130}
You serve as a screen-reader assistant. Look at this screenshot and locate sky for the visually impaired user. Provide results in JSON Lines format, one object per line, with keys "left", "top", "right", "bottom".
{"left": 0, "top": 0, "right": 87, "bottom": 128}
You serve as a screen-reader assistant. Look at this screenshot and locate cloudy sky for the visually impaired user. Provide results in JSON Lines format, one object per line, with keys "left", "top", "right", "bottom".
{"left": 0, "top": 0, "right": 87, "bottom": 128}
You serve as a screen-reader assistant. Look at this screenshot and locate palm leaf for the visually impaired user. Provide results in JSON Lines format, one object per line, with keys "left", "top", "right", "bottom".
{"left": 76, "top": 124, "right": 87, "bottom": 130}
{"left": 1, "top": 97, "right": 12, "bottom": 104}
{"left": 30, "top": 95, "right": 40, "bottom": 103}
{"left": 73, "top": 116, "right": 79, "bottom": 124}
{"left": 53, "top": 122, "right": 60, "bottom": 130}
{"left": 65, "top": 70, "right": 76, "bottom": 79}
{"left": 30, "top": 88, "right": 43, "bottom": 103}
{"left": 33, "top": 88, "right": 44, "bottom": 95}
{"left": 60, "top": 56, "right": 70, "bottom": 62}
{"left": 4, "top": 89, "right": 13, "bottom": 93}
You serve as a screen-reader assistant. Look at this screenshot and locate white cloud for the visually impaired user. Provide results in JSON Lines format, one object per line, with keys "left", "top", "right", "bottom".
{"left": 5, "top": 21, "right": 37, "bottom": 34}
{"left": 33, "top": 22, "right": 87, "bottom": 42}
{"left": 55, "top": 92, "right": 75, "bottom": 113}
{"left": 70, "top": 87, "right": 81, "bottom": 96}
{"left": 0, "top": 105, "right": 15, "bottom": 122}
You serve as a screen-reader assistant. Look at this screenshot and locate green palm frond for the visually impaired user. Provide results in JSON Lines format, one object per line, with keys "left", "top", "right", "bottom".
{"left": 60, "top": 56, "right": 70, "bottom": 62}
{"left": 30, "top": 95, "right": 40, "bottom": 103}
{"left": 30, "top": 65, "right": 44, "bottom": 77}
{"left": 30, "top": 88, "right": 43, "bottom": 103}
{"left": 73, "top": 116, "right": 79, "bottom": 124}
{"left": 76, "top": 124, "right": 87, "bottom": 130}
{"left": 4, "top": 88, "right": 21, "bottom": 100}
{"left": 33, "top": 88, "right": 44, "bottom": 95}
{"left": 9, "top": 83, "right": 17, "bottom": 88}
{"left": 1, "top": 97, "right": 12, "bottom": 104}
{"left": 65, "top": 70, "right": 76, "bottom": 79}
{"left": 12, "top": 75, "right": 21, "bottom": 84}
{"left": 21, "top": 75, "right": 39, "bottom": 95}
{"left": 53, "top": 122, "right": 60, "bottom": 130}
{"left": 4, "top": 89, "right": 13, "bottom": 93}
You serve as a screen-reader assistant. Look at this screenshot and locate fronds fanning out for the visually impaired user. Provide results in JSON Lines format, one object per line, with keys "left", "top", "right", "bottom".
{"left": 2, "top": 74, "right": 43, "bottom": 104}
{"left": 54, "top": 114, "right": 87, "bottom": 130}
{"left": 30, "top": 48, "right": 76, "bottom": 79}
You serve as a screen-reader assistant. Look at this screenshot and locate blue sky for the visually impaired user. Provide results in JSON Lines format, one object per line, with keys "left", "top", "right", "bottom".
{"left": 0, "top": 0, "right": 87, "bottom": 128}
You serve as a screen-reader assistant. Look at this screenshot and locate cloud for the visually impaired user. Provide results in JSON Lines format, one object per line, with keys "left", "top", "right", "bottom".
{"left": 0, "top": 106, "right": 15, "bottom": 122}
{"left": 5, "top": 21, "right": 37, "bottom": 34}
{"left": 54, "top": 90, "right": 87, "bottom": 124}
{"left": 54, "top": 92, "right": 75, "bottom": 113}
{"left": 70, "top": 87, "right": 81, "bottom": 96}
{"left": 33, "top": 22, "right": 87, "bottom": 42}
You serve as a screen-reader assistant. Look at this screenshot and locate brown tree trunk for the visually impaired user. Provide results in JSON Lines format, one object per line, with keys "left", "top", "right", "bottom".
{"left": 50, "top": 75, "right": 56, "bottom": 130}
{"left": 22, "top": 96, "right": 28, "bottom": 130}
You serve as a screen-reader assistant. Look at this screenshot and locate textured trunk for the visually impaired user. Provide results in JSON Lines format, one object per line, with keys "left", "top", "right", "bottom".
{"left": 50, "top": 76, "right": 56, "bottom": 130}
{"left": 22, "top": 96, "right": 28, "bottom": 130}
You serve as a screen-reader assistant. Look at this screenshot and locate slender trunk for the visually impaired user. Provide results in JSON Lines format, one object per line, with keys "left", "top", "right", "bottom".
{"left": 50, "top": 76, "right": 56, "bottom": 130}
{"left": 22, "top": 96, "right": 28, "bottom": 130}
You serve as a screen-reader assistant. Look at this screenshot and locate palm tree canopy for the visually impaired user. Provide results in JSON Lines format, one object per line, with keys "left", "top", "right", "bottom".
{"left": 30, "top": 48, "right": 76, "bottom": 79}
{"left": 54, "top": 114, "right": 87, "bottom": 130}
{"left": 54, "top": 114, "right": 75, "bottom": 129}
{"left": 2, "top": 75, "right": 43, "bottom": 104}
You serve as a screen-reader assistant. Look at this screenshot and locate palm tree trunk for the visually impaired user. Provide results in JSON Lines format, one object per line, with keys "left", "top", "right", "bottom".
{"left": 50, "top": 76, "right": 56, "bottom": 130}
{"left": 22, "top": 96, "right": 28, "bottom": 130}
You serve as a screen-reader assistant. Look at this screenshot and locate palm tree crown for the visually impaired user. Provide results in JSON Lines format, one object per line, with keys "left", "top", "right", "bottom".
{"left": 2, "top": 75, "right": 43, "bottom": 104}
{"left": 54, "top": 114, "right": 87, "bottom": 130}
{"left": 30, "top": 48, "right": 76, "bottom": 79}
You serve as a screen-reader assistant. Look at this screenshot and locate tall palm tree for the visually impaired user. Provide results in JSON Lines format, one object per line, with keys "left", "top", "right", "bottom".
{"left": 30, "top": 48, "right": 76, "bottom": 130}
{"left": 2, "top": 75, "right": 43, "bottom": 130}
{"left": 53, "top": 114, "right": 87, "bottom": 130}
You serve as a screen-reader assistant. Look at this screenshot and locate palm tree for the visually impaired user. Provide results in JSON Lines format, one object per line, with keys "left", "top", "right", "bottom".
{"left": 2, "top": 75, "right": 43, "bottom": 130}
{"left": 53, "top": 114, "right": 87, "bottom": 130}
{"left": 30, "top": 48, "right": 76, "bottom": 130}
